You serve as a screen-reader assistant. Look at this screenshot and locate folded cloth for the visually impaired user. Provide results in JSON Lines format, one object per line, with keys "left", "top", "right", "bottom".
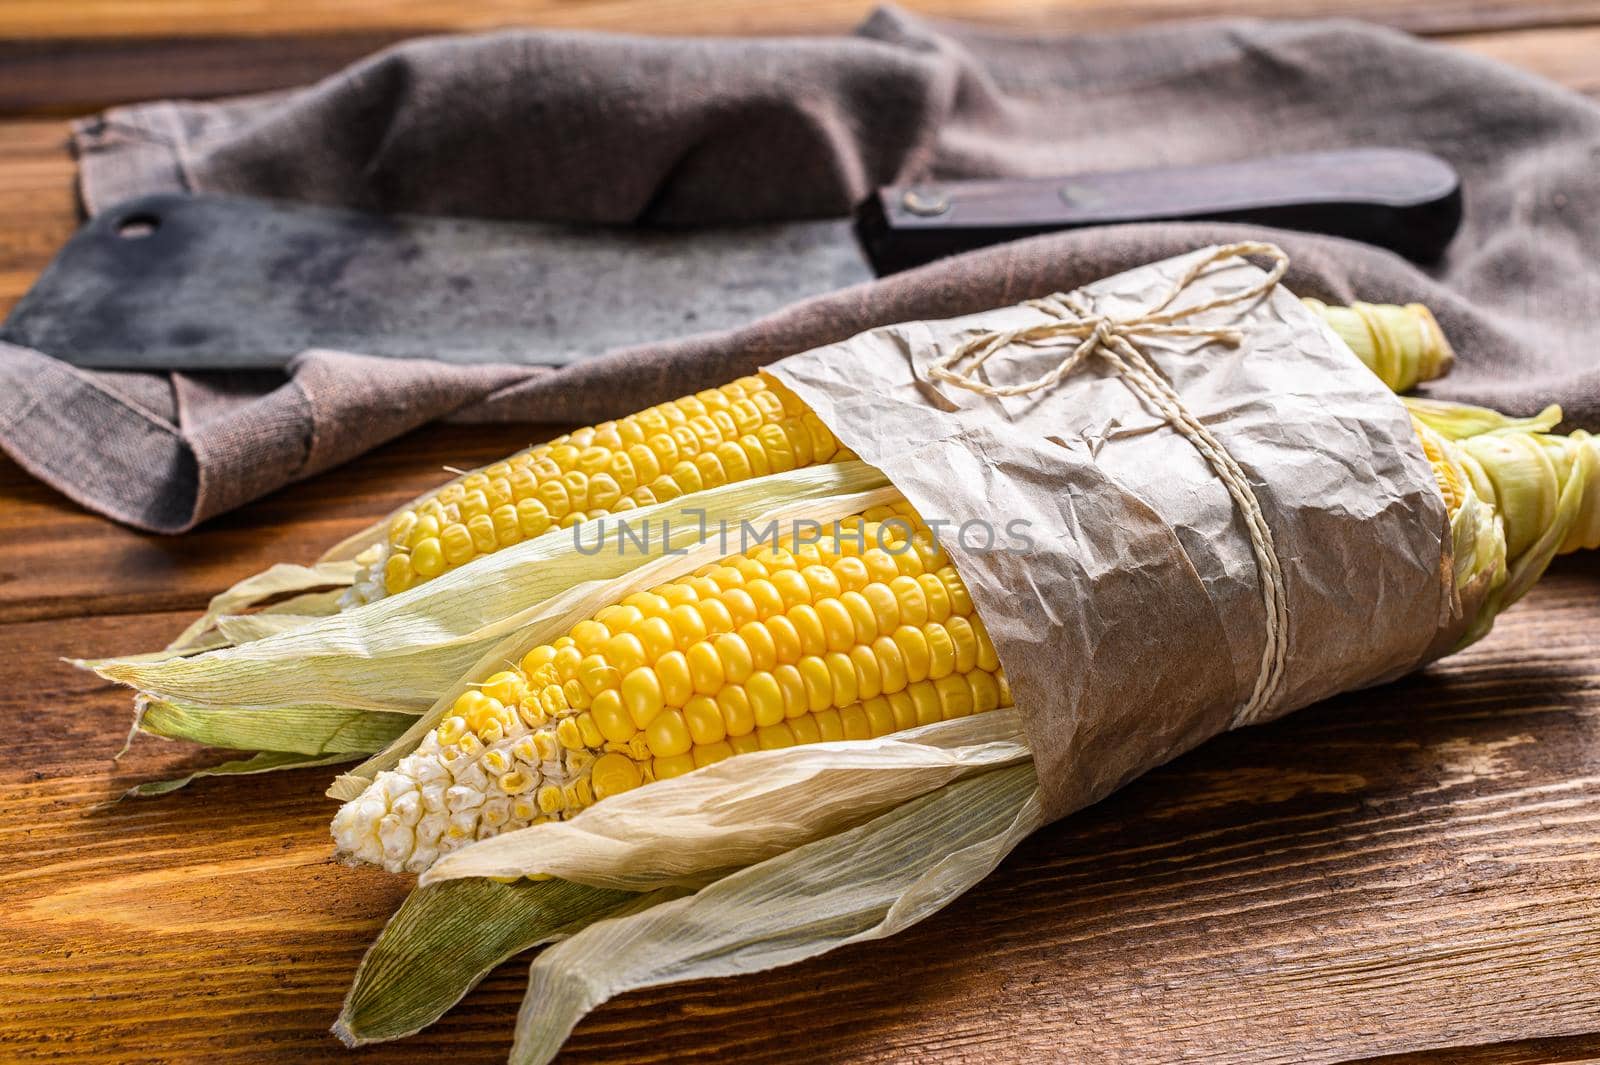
{"left": 3, "top": 7, "right": 1597, "bottom": 532}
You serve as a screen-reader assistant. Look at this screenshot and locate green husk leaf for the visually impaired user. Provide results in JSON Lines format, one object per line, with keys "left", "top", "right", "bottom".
{"left": 1404, "top": 398, "right": 1563, "bottom": 440}
{"left": 334, "top": 877, "right": 650, "bottom": 1046}
{"left": 508, "top": 763, "right": 1042, "bottom": 1065}
{"left": 117, "top": 750, "right": 361, "bottom": 800}
{"left": 137, "top": 699, "right": 415, "bottom": 756}
{"left": 1497, "top": 436, "right": 1596, "bottom": 607}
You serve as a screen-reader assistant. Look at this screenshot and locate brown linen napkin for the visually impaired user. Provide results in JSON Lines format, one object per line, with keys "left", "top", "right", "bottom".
{"left": 3, "top": 7, "right": 1596, "bottom": 531}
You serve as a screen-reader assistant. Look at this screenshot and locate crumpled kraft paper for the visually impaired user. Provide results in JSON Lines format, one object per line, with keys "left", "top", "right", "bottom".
{"left": 770, "top": 247, "right": 1458, "bottom": 822}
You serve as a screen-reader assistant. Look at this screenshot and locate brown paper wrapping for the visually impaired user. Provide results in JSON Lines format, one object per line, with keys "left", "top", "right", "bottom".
{"left": 769, "top": 248, "right": 1458, "bottom": 822}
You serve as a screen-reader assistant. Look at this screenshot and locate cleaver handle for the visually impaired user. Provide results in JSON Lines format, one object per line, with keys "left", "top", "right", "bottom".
{"left": 854, "top": 147, "right": 1462, "bottom": 275}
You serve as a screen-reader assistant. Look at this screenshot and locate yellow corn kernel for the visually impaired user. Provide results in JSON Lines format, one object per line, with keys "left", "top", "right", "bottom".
{"left": 411, "top": 537, "right": 446, "bottom": 577}
{"left": 774, "top": 664, "right": 808, "bottom": 720}
{"left": 481, "top": 670, "right": 525, "bottom": 705}
{"left": 814, "top": 707, "right": 844, "bottom": 741}
{"left": 591, "top": 752, "right": 644, "bottom": 799}
{"left": 383, "top": 554, "right": 416, "bottom": 595}
{"left": 757, "top": 722, "right": 796, "bottom": 750}
{"left": 862, "top": 697, "right": 896, "bottom": 736}
{"left": 440, "top": 523, "right": 474, "bottom": 566}
{"left": 692, "top": 741, "right": 736, "bottom": 769}
{"left": 562, "top": 778, "right": 594, "bottom": 810}
{"left": 622, "top": 667, "right": 665, "bottom": 729}
{"left": 716, "top": 687, "right": 756, "bottom": 737}
{"left": 684, "top": 696, "right": 727, "bottom": 745}
{"left": 555, "top": 717, "right": 585, "bottom": 750}
{"left": 537, "top": 785, "right": 565, "bottom": 814}
{"left": 790, "top": 715, "right": 822, "bottom": 745}
{"left": 653, "top": 752, "right": 697, "bottom": 780}
{"left": 645, "top": 709, "right": 693, "bottom": 758}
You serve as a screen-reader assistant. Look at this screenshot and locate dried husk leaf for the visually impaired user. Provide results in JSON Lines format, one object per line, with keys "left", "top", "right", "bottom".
{"left": 1494, "top": 436, "right": 1595, "bottom": 608}
{"left": 507, "top": 764, "right": 1042, "bottom": 1065}
{"left": 164, "top": 561, "right": 362, "bottom": 653}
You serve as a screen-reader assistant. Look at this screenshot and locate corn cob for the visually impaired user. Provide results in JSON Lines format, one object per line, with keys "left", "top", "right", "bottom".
{"left": 332, "top": 395, "right": 1600, "bottom": 877}
{"left": 333, "top": 501, "right": 1010, "bottom": 872}
{"left": 343, "top": 299, "right": 1453, "bottom": 607}
{"left": 346, "top": 375, "right": 849, "bottom": 604}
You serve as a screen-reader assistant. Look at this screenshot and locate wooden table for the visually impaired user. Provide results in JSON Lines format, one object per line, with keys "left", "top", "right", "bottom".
{"left": 3, "top": 3, "right": 1599, "bottom": 1063}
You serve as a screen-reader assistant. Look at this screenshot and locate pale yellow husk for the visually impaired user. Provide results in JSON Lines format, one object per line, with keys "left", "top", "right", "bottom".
{"left": 506, "top": 762, "right": 1043, "bottom": 1065}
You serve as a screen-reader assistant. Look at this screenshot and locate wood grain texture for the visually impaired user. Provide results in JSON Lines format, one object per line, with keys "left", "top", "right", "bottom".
{"left": 0, "top": 120, "right": 76, "bottom": 317}
{"left": 0, "top": 33, "right": 422, "bottom": 117}
{"left": 2, "top": 556, "right": 1597, "bottom": 1063}
{"left": 0, "top": 420, "right": 558, "bottom": 623}
{"left": 4, "top": 3, "right": 1600, "bottom": 1064}
{"left": 4, "top": 0, "right": 1600, "bottom": 40}
{"left": 1453, "top": 25, "right": 1600, "bottom": 96}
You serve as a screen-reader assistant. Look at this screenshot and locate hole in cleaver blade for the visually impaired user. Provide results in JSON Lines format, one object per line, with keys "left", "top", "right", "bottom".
{"left": 0, "top": 194, "right": 877, "bottom": 372}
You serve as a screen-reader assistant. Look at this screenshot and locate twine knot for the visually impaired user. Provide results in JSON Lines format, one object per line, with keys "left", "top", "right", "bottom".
{"left": 928, "top": 241, "right": 1286, "bottom": 399}
{"left": 928, "top": 242, "right": 1294, "bottom": 729}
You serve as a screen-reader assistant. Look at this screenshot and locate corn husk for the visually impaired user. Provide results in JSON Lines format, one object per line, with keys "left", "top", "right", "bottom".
{"left": 1405, "top": 398, "right": 1562, "bottom": 439}
{"left": 507, "top": 764, "right": 1041, "bottom": 1065}
{"left": 165, "top": 462, "right": 478, "bottom": 654}
{"left": 335, "top": 714, "right": 1029, "bottom": 1049}
{"left": 164, "top": 561, "right": 362, "bottom": 654}
{"left": 137, "top": 699, "right": 415, "bottom": 756}
{"left": 335, "top": 878, "right": 654, "bottom": 1045}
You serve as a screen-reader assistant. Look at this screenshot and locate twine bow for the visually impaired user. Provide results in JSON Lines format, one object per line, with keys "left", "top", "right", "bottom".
{"left": 930, "top": 242, "right": 1293, "bottom": 729}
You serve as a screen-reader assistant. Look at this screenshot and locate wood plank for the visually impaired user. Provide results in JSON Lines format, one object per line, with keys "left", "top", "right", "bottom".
{"left": 2, "top": 554, "right": 1596, "bottom": 1062}
{"left": 3, "top": 0, "right": 1600, "bottom": 42}
{"left": 0, "top": 33, "right": 422, "bottom": 117}
{"left": 1453, "top": 24, "right": 1600, "bottom": 96}
{"left": 0, "top": 421, "right": 564, "bottom": 624}
{"left": 0, "top": 119, "right": 76, "bottom": 317}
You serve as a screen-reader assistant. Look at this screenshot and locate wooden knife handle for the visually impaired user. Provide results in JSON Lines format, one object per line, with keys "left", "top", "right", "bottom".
{"left": 854, "top": 148, "right": 1462, "bottom": 275}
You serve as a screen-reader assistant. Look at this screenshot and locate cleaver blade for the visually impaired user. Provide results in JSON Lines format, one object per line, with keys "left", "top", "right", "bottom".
{"left": 0, "top": 195, "right": 874, "bottom": 372}
{"left": 0, "top": 147, "right": 1461, "bottom": 372}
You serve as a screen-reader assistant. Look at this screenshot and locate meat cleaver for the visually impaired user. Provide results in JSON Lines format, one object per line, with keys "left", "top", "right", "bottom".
{"left": 0, "top": 147, "right": 1460, "bottom": 372}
